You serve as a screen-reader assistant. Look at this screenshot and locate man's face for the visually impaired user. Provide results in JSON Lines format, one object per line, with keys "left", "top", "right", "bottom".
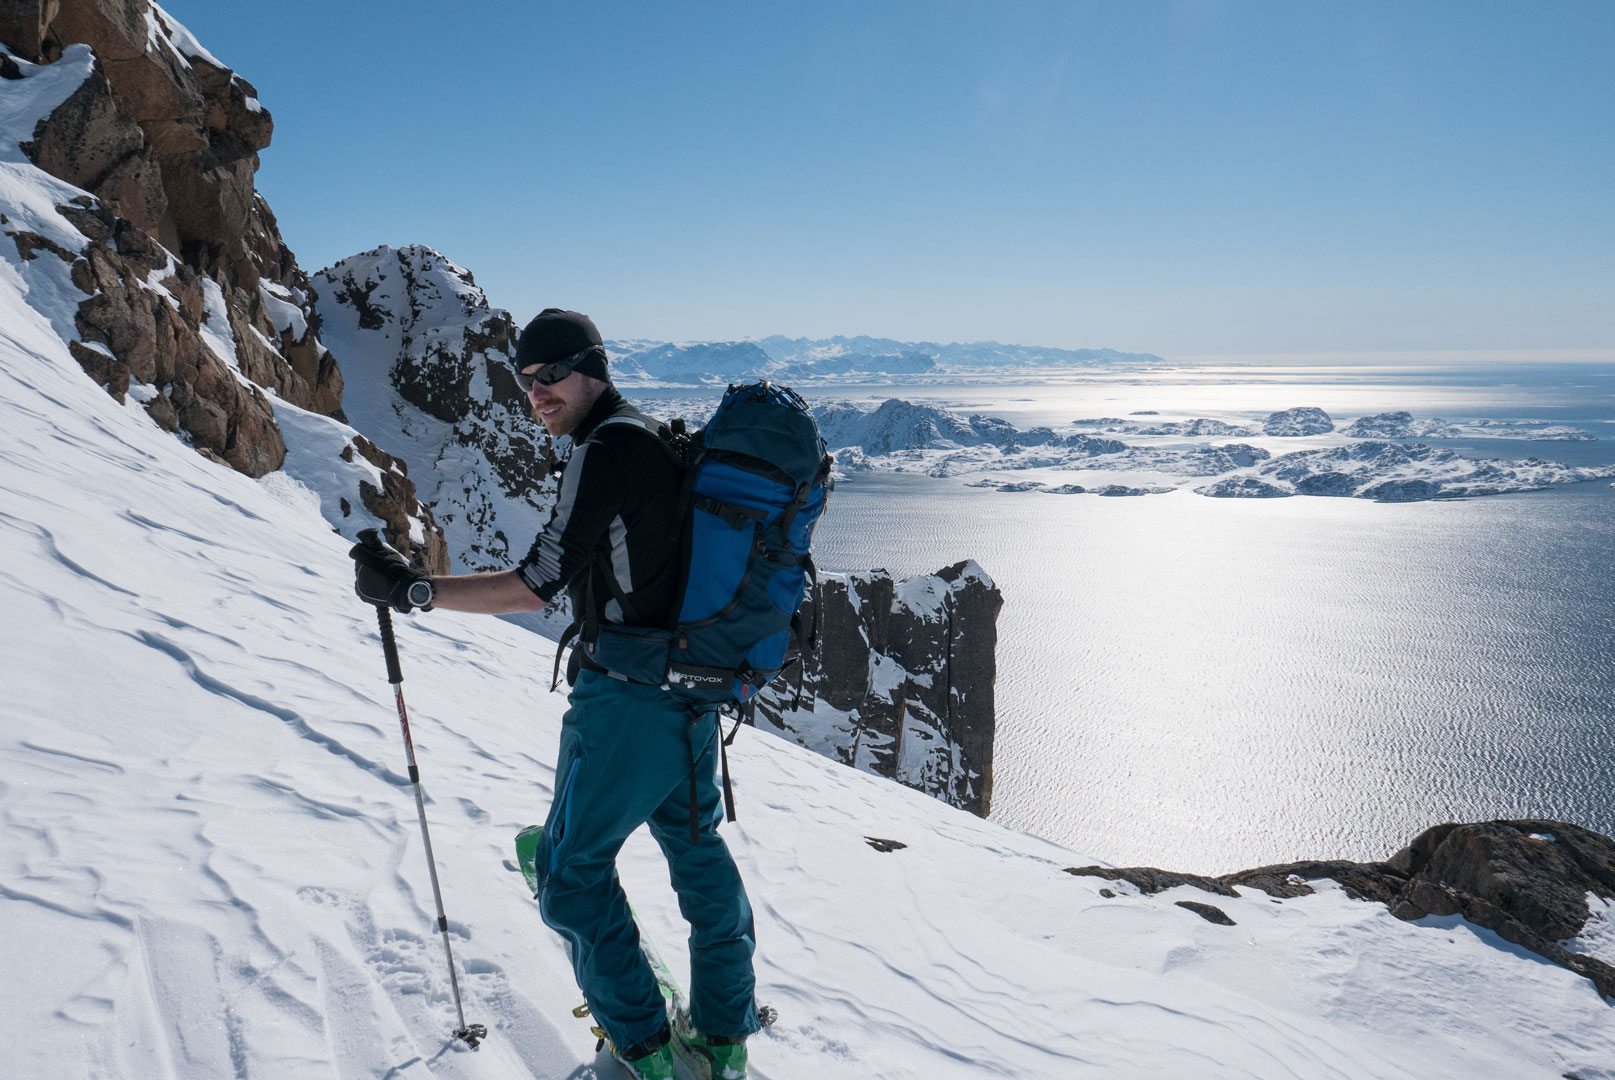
{"left": 524, "top": 366, "right": 600, "bottom": 438}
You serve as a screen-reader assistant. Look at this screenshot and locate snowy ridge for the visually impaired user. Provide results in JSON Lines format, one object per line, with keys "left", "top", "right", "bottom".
{"left": 311, "top": 244, "right": 559, "bottom": 574}
{"left": 4, "top": 254, "right": 1615, "bottom": 1078}
{"left": 606, "top": 334, "right": 1165, "bottom": 385}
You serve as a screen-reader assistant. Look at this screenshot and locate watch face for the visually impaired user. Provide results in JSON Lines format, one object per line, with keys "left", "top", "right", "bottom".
{"left": 407, "top": 579, "right": 434, "bottom": 607}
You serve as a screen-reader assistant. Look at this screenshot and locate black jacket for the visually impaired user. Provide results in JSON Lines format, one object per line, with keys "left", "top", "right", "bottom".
{"left": 517, "top": 387, "right": 681, "bottom": 630}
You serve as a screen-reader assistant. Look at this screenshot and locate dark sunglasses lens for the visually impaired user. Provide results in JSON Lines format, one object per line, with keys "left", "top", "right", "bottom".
{"left": 515, "top": 347, "right": 596, "bottom": 392}
{"left": 515, "top": 361, "right": 567, "bottom": 391}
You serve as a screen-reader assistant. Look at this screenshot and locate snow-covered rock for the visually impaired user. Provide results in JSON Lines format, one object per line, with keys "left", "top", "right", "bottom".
{"left": 1262, "top": 406, "right": 1335, "bottom": 436}
{"left": 1342, "top": 411, "right": 1462, "bottom": 439}
{"left": 812, "top": 398, "right": 1018, "bottom": 453}
{"left": 1073, "top": 818, "right": 1615, "bottom": 1000}
{"left": 310, "top": 244, "right": 558, "bottom": 572}
{"left": 814, "top": 401, "right": 1612, "bottom": 501}
{"left": 1343, "top": 411, "right": 1597, "bottom": 441}
{"left": 1, "top": 15, "right": 440, "bottom": 565}
{"left": 1197, "top": 476, "right": 1293, "bottom": 498}
{"left": 1469, "top": 418, "right": 1597, "bottom": 440}
{"left": 1071, "top": 416, "right": 1258, "bottom": 437}
{"left": 757, "top": 562, "right": 1001, "bottom": 816}
{"left": 1201, "top": 440, "right": 1615, "bottom": 501}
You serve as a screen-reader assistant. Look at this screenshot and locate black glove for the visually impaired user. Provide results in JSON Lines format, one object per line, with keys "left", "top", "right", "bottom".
{"left": 350, "top": 529, "right": 435, "bottom": 614}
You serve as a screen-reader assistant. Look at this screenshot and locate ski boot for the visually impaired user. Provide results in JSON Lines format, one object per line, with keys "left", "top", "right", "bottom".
{"left": 675, "top": 1026, "right": 749, "bottom": 1080}
{"left": 614, "top": 1025, "right": 677, "bottom": 1080}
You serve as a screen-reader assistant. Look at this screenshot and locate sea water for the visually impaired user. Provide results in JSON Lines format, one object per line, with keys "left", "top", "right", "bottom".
{"left": 627, "top": 364, "right": 1615, "bottom": 873}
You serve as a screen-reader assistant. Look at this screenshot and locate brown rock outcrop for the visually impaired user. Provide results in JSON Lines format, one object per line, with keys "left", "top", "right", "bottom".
{"left": 346, "top": 435, "right": 449, "bottom": 574}
{"left": 1066, "top": 819, "right": 1615, "bottom": 1001}
{"left": 0, "top": 0, "right": 62, "bottom": 63}
{"left": 13, "top": 195, "right": 288, "bottom": 475}
{"left": 12, "top": 0, "right": 342, "bottom": 418}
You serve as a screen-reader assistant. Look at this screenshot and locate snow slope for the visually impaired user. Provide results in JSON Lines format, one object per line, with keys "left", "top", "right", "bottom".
{"left": 5, "top": 235, "right": 1615, "bottom": 1080}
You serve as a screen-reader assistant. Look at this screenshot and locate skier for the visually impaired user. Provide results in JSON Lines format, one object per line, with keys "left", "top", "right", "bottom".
{"left": 351, "top": 309, "right": 762, "bottom": 1079}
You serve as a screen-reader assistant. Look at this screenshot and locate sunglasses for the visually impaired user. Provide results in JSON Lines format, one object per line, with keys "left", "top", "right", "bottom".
{"left": 514, "top": 346, "right": 603, "bottom": 392}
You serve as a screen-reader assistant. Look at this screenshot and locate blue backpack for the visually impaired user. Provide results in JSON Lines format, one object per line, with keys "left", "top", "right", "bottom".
{"left": 571, "top": 380, "right": 832, "bottom": 708}
{"left": 567, "top": 382, "right": 831, "bottom": 836}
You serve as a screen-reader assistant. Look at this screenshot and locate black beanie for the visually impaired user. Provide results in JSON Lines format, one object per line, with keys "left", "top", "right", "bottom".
{"left": 515, "top": 308, "right": 609, "bottom": 381}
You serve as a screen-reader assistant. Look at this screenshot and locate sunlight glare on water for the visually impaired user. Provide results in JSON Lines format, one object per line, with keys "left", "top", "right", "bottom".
{"left": 630, "top": 364, "right": 1615, "bottom": 873}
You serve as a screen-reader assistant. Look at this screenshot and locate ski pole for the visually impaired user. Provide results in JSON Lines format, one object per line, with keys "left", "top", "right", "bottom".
{"left": 371, "top": 602, "right": 487, "bottom": 1049}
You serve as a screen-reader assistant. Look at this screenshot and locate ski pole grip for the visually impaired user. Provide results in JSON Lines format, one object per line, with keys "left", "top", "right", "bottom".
{"left": 376, "top": 604, "right": 403, "bottom": 685}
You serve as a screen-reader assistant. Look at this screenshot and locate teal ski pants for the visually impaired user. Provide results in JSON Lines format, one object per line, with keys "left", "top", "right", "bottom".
{"left": 534, "top": 668, "right": 760, "bottom": 1051}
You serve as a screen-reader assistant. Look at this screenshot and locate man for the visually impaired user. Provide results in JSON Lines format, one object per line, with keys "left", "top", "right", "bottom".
{"left": 351, "top": 309, "right": 762, "bottom": 1080}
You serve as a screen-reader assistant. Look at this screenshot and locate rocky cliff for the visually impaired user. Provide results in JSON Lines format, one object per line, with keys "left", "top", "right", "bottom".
{"left": 308, "top": 245, "right": 560, "bottom": 573}
{"left": 756, "top": 561, "right": 1003, "bottom": 817}
{"left": 1, "top": 0, "right": 442, "bottom": 568}
{"left": 1066, "top": 819, "right": 1615, "bottom": 1002}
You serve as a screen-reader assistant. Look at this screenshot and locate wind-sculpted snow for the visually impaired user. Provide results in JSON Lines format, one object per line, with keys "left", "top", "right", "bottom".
{"left": 6, "top": 236, "right": 1615, "bottom": 1079}
{"left": 817, "top": 399, "right": 1615, "bottom": 501}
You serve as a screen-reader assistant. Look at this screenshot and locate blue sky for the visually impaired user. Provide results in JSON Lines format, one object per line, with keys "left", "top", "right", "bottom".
{"left": 162, "top": 1, "right": 1613, "bottom": 360}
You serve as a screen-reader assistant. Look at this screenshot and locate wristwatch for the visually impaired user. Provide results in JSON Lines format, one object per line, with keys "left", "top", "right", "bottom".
{"left": 406, "top": 576, "right": 436, "bottom": 611}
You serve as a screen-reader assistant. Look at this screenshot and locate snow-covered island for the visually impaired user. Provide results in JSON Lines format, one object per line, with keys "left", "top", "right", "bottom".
{"left": 809, "top": 400, "right": 1613, "bottom": 501}
{"left": 4, "top": 4, "right": 1615, "bottom": 1078}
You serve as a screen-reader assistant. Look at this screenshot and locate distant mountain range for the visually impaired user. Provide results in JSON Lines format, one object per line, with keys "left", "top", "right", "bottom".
{"left": 605, "top": 335, "right": 1164, "bottom": 384}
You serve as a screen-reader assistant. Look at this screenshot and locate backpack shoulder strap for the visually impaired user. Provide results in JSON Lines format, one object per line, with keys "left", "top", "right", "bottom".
{"left": 590, "top": 411, "right": 683, "bottom": 465}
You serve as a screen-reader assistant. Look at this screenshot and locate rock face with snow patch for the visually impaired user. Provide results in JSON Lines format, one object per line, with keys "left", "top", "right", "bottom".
{"left": 1262, "top": 406, "right": 1334, "bottom": 436}
{"left": 310, "top": 245, "right": 560, "bottom": 572}
{"left": 1, "top": 1, "right": 442, "bottom": 566}
{"left": 755, "top": 562, "right": 1002, "bottom": 816}
{"left": 1068, "top": 819, "right": 1615, "bottom": 1001}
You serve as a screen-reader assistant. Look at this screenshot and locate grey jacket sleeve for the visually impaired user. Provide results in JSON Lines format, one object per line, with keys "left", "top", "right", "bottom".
{"left": 517, "top": 433, "right": 631, "bottom": 603}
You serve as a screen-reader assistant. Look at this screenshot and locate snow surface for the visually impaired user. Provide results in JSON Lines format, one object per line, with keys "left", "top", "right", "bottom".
{"left": 5, "top": 225, "right": 1615, "bottom": 1079}
{"left": 1566, "top": 894, "right": 1615, "bottom": 970}
{"left": 147, "top": 1, "right": 227, "bottom": 70}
